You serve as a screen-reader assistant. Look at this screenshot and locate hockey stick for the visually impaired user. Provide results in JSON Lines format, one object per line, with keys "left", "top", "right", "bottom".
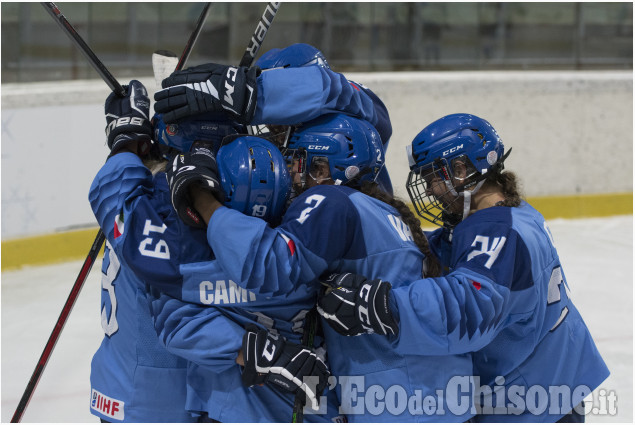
{"left": 292, "top": 308, "right": 318, "bottom": 423}
{"left": 176, "top": 2, "right": 212, "bottom": 71}
{"left": 10, "top": 4, "right": 209, "bottom": 423}
{"left": 240, "top": 2, "right": 280, "bottom": 136}
{"left": 239, "top": 2, "right": 281, "bottom": 68}
{"left": 41, "top": 2, "right": 125, "bottom": 96}
{"left": 152, "top": 2, "right": 212, "bottom": 86}
{"left": 10, "top": 231, "right": 106, "bottom": 423}
{"left": 11, "top": 5, "right": 125, "bottom": 422}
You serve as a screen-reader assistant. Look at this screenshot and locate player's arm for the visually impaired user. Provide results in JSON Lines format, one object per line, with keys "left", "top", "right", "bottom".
{"left": 150, "top": 289, "right": 330, "bottom": 407}
{"left": 89, "top": 152, "right": 154, "bottom": 243}
{"left": 89, "top": 79, "right": 155, "bottom": 243}
{"left": 149, "top": 290, "right": 246, "bottom": 371}
{"left": 204, "top": 187, "right": 359, "bottom": 296}
{"left": 153, "top": 63, "right": 381, "bottom": 128}
{"left": 319, "top": 222, "right": 533, "bottom": 355}
{"left": 251, "top": 66, "right": 379, "bottom": 126}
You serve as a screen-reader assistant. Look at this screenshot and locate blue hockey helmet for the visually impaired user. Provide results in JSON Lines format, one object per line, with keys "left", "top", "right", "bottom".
{"left": 256, "top": 43, "right": 330, "bottom": 70}
{"left": 217, "top": 136, "right": 291, "bottom": 224}
{"left": 152, "top": 112, "right": 246, "bottom": 157}
{"left": 406, "top": 113, "right": 510, "bottom": 227}
{"left": 285, "top": 113, "right": 385, "bottom": 193}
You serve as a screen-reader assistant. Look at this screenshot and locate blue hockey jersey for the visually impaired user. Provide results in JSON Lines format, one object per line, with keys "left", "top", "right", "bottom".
{"left": 391, "top": 201, "right": 609, "bottom": 422}
{"left": 89, "top": 153, "right": 339, "bottom": 422}
{"left": 204, "top": 184, "right": 475, "bottom": 422}
{"left": 88, "top": 156, "right": 195, "bottom": 423}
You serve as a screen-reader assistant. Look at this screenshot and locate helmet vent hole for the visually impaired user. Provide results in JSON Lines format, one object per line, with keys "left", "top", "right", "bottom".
{"left": 270, "top": 160, "right": 275, "bottom": 171}
{"left": 251, "top": 158, "right": 257, "bottom": 169}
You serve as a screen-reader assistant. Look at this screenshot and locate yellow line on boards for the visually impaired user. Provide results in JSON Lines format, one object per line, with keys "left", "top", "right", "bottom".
{"left": 1, "top": 192, "right": 632, "bottom": 271}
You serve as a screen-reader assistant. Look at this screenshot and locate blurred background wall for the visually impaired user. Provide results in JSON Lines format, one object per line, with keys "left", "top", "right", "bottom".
{"left": 2, "top": 2, "right": 632, "bottom": 83}
{"left": 1, "top": 2, "right": 632, "bottom": 269}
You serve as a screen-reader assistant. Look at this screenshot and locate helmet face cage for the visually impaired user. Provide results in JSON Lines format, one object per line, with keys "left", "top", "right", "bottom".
{"left": 247, "top": 124, "right": 296, "bottom": 149}
{"left": 406, "top": 113, "right": 506, "bottom": 227}
{"left": 406, "top": 158, "right": 468, "bottom": 228}
{"left": 217, "top": 136, "right": 291, "bottom": 224}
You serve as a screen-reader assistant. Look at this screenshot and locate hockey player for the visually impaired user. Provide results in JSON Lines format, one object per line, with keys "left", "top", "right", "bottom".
{"left": 317, "top": 113, "right": 610, "bottom": 422}
{"left": 169, "top": 113, "right": 476, "bottom": 422}
{"left": 90, "top": 80, "right": 331, "bottom": 422}
{"left": 153, "top": 43, "right": 395, "bottom": 195}
{"left": 89, "top": 81, "right": 199, "bottom": 423}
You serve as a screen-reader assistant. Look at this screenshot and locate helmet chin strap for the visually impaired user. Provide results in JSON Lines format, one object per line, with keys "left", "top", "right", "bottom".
{"left": 308, "top": 171, "right": 332, "bottom": 185}
{"left": 444, "top": 179, "right": 486, "bottom": 222}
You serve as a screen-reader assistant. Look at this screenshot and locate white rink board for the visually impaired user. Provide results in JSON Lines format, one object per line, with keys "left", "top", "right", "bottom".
{"left": 1, "top": 215, "right": 632, "bottom": 423}
{"left": 1, "top": 71, "right": 632, "bottom": 239}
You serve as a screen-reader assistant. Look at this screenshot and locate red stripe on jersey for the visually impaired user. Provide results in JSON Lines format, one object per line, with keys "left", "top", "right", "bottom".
{"left": 350, "top": 82, "right": 360, "bottom": 91}
{"left": 287, "top": 239, "right": 296, "bottom": 256}
{"left": 280, "top": 233, "right": 296, "bottom": 256}
{"left": 114, "top": 218, "right": 123, "bottom": 239}
{"left": 472, "top": 281, "right": 482, "bottom": 290}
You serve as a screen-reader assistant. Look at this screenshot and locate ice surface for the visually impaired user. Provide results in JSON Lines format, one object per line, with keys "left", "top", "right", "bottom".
{"left": 1, "top": 216, "right": 632, "bottom": 423}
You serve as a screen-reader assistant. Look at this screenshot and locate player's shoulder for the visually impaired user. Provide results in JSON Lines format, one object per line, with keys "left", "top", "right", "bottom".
{"left": 283, "top": 185, "right": 358, "bottom": 224}
{"left": 453, "top": 206, "right": 515, "bottom": 245}
{"left": 295, "top": 184, "right": 357, "bottom": 203}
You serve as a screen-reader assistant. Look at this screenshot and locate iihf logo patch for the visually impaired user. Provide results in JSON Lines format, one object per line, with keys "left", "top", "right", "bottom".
{"left": 90, "top": 388, "right": 125, "bottom": 420}
{"left": 344, "top": 166, "right": 360, "bottom": 180}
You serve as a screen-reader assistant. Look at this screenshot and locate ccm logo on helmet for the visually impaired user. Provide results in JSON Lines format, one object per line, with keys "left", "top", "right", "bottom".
{"left": 443, "top": 144, "right": 463, "bottom": 156}
{"left": 308, "top": 145, "right": 330, "bottom": 151}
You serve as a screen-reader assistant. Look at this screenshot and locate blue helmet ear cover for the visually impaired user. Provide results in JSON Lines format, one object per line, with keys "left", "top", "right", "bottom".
{"left": 152, "top": 112, "right": 247, "bottom": 157}
{"left": 256, "top": 43, "right": 330, "bottom": 70}
{"left": 216, "top": 136, "right": 291, "bottom": 224}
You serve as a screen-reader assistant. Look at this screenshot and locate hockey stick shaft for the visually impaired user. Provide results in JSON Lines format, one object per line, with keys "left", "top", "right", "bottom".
{"left": 292, "top": 308, "right": 318, "bottom": 423}
{"left": 11, "top": 231, "right": 106, "bottom": 423}
{"left": 239, "top": 2, "right": 281, "bottom": 67}
{"left": 13, "top": 3, "right": 211, "bottom": 422}
{"left": 176, "top": 2, "right": 212, "bottom": 71}
{"left": 12, "top": 6, "right": 125, "bottom": 422}
{"left": 41, "top": 2, "right": 125, "bottom": 97}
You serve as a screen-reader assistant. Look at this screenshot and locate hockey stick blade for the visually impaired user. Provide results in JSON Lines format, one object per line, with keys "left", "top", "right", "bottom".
{"left": 239, "top": 2, "right": 281, "bottom": 68}
{"left": 152, "top": 50, "right": 179, "bottom": 88}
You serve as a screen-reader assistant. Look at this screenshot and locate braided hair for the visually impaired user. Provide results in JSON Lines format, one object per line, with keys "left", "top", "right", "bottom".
{"left": 359, "top": 181, "right": 442, "bottom": 278}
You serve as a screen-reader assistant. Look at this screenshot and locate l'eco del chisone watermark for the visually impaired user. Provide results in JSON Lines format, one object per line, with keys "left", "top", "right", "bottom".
{"left": 300, "top": 375, "right": 618, "bottom": 418}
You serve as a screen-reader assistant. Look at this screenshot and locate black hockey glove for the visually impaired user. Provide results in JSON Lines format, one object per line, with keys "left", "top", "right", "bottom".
{"left": 154, "top": 63, "right": 259, "bottom": 125}
{"left": 241, "top": 325, "right": 330, "bottom": 411}
{"left": 317, "top": 272, "right": 398, "bottom": 337}
{"left": 166, "top": 145, "right": 223, "bottom": 228}
{"left": 104, "top": 80, "right": 153, "bottom": 155}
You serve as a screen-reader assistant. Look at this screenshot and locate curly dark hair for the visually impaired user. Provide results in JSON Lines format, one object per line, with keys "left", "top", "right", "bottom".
{"left": 484, "top": 169, "right": 523, "bottom": 207}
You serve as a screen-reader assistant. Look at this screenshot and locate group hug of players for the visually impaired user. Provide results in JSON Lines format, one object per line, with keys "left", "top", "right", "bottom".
{"left": 88, "top": 43, "right": 609, "bottom": 423}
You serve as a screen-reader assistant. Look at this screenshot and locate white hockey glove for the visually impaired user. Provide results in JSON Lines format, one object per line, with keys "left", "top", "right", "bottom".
{"left": 317, "top": 272, "right": 398, "bottom": 336}
{"left": 241, "top": 325, "right": 329, "bottom": 411}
